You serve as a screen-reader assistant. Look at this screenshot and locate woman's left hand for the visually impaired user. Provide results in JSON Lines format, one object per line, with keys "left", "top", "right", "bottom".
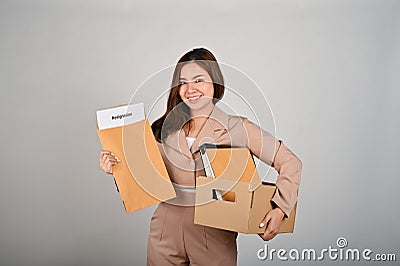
{"left": 258, "top": 207, "right": 285, "bottom": 241}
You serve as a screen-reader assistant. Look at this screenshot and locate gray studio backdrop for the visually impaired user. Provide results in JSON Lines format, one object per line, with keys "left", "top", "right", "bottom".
{"left": 0, "top": 0, "right": 399, "bottom": 265}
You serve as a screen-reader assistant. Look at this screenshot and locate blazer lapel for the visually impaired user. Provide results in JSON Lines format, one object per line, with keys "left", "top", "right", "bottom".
{"left": 163, "top": 129, "right": 193, "bottom": 159}
{"left": 190, "top": 105, "right": 231, "bottom": 154}
{"left": 162, "top": 105, "right": 231, "bottom": 158}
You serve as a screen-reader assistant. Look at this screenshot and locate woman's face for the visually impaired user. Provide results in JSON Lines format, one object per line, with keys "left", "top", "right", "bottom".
{"left": 178, "top": 62, "right": 214, "bottom": 112}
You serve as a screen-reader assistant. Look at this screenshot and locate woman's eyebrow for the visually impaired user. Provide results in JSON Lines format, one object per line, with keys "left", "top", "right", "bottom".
{"left": 179, "top": 74, "right": 204, "bottom": 81}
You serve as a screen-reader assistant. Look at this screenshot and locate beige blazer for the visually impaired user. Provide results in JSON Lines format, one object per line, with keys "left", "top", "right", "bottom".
{"left": 157, "top": 105, "right": 302, "bottom": 217}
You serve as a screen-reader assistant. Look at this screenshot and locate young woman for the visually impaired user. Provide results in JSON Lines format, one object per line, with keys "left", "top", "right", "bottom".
{"left": 99, "top": 48, "right": 302, "bottom": 265}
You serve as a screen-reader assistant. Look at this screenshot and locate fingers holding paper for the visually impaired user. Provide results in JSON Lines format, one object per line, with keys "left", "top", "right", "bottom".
{"left": 258, "top": 207, "right": 285, "bottom": 241}
{"left": 99, "top": 150, "right": 120, "bottom": 174}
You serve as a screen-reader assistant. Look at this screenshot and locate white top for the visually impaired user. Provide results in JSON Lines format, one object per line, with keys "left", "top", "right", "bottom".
{"left": 186, "top": 137, "right": 196, "bottom": 149}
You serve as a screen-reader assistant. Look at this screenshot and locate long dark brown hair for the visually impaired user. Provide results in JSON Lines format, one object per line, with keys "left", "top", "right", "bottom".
{"left": 151, "top": 48, "right": 225, "bottom": 142}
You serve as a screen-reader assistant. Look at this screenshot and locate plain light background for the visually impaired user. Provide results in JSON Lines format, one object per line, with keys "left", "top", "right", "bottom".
{"left": 0, "top": 0, "right": 399, "bottom": 265}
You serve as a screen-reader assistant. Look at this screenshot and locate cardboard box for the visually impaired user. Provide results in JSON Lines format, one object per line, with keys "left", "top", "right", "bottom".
{"left": 194, "top": 145, "right": 296, "bottom": 234}
{"left": 96, "top": 103, "right": 176, "bottom": 213}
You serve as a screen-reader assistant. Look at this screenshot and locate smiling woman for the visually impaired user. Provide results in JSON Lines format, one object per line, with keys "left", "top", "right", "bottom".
{"left": 99, "top": 47, "right": 302, "bottom": 266}
{"left": 151, "top": 48, "right": 225, "bottom": 142}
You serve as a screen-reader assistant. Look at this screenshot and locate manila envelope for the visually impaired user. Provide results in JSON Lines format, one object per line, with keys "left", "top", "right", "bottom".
{"left": 96, "top": 103, "right": 176, "bottom": 213}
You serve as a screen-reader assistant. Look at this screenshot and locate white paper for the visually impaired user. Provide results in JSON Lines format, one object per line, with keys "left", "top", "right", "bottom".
{"left": 96, "top": 103, "right": 145, "bottom": 130}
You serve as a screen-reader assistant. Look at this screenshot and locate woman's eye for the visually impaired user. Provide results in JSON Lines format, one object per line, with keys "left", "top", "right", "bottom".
{"left": 195, "top": 79, "right": 203, "bottom": 83}
{"left": 179, "top": 81, "right": 186, "bottom": 86}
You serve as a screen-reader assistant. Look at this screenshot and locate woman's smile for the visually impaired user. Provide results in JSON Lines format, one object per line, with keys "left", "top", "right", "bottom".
{"left": 187, "top": 95, "right": 202, "bottom": 104}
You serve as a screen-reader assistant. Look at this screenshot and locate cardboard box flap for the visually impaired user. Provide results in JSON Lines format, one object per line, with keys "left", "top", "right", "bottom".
{"left": 248, "top": 182, "right": 296, "bottom": 234}
{"left": 247, "top": 183, "right": 276, "bottom": 234}
{"left": 200, "top": 145, "right": 262, "bottom": 188}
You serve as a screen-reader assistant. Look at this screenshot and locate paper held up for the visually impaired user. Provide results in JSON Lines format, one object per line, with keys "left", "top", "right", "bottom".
{"left": 96, "top": 103, "right": 176, "bottom": 213}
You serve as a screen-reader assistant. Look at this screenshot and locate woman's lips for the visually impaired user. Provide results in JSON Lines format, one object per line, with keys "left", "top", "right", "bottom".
{"left": 187, "top": 95, "right": 202, "bottom": 104}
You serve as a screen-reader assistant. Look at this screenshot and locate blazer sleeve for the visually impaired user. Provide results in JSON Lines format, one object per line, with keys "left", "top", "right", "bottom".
{"left": 241, "top": 117, "right": 302, "bottom": 217}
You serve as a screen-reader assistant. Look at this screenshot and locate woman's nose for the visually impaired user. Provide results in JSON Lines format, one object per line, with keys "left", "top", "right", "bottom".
{"left": 187, "top": 82, "right": 197, "bottom": 93}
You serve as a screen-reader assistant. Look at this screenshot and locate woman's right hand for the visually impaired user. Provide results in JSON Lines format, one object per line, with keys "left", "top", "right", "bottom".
{"left": 99, "top": 150, "right": 120, "bottom": 174}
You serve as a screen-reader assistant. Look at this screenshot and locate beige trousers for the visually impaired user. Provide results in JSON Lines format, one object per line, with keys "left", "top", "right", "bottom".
{"left": 147, "top": 202, "right": 238, "bottom": 266}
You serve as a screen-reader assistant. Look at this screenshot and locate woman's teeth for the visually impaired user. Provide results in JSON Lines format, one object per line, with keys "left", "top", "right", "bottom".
{"left": 188, "top": 95, "right": 201, "bottom": 103}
